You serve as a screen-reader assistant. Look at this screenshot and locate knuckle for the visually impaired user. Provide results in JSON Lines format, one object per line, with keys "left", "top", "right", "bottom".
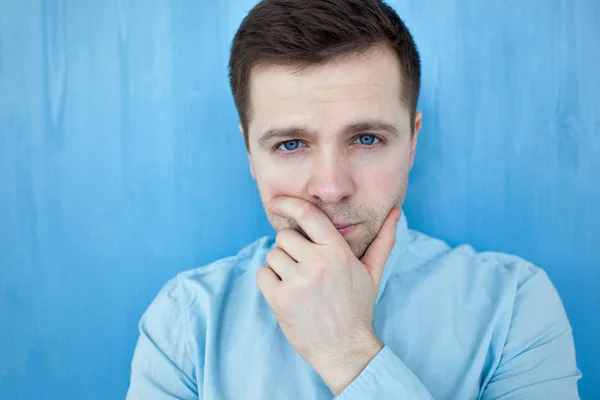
{"left": 332, "top": 246, "right": 351, "bottom": 265}
{"left": 265, "top": 250, "right": 275, "bottom": 265}
{"left": 314, "top": 265, "right": 327, "bottom": 280}
{"left": 265, "top": 248, "right": 284, "bottom": 266}
{"left": 275, "top": 228, "right": 294, "bottom": 247}
{"left": 307, "top": 250, "right": 325, "bottom": 268}
{"left": 257, "top": 265, "right": 271, "bottom": 279}
{"left": 255, "top": 266, "right": 269, "bottom": 287}
{"left": 387, "top": 237, "right": 396, "bottom": 249}
{"left": 313, "top": 264, "right": 327, "bottom": 278}
{"left": 308, "top": 259, "right": 327, "bottom": 281}
{"left": 298, "top": 202, "right": 316, "bottom": 220}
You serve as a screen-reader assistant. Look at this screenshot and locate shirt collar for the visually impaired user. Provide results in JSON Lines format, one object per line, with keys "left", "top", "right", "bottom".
{"left": 376, "top": 209, "right": 410, "bottom": 304}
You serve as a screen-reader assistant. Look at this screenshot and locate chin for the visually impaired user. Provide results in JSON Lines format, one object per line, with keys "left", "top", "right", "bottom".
{"left": 347, "top": 237, "right": 372, "bottom": 260}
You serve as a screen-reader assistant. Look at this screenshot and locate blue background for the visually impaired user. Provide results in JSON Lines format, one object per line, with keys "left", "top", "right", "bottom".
{"left": 1, "top": 0, "right": 598, "bottom": 398}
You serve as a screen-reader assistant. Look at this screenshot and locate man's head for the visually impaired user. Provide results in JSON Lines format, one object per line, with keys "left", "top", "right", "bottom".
{"left": 229, "top": 0, "right": 422, "bottom": 258}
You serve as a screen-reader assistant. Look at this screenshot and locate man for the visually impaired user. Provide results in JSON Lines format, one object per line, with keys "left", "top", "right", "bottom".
{"left": 126, "top": 0, "right": 581, "bottom": 398}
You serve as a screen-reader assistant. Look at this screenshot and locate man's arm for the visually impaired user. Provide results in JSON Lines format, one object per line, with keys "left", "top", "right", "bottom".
{"left": 126, "top": 277, "right": 199, "bottom": 400}
{"left": 482, "top": 265, "right": 581, "bottom": 399}
{"left": 332, "top": 344, "right": 433, "bottom": 400}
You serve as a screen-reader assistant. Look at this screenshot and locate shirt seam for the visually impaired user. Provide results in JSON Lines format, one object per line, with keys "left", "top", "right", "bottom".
{"left": 175, "top": 273, "right": 199, "bottom": 389}
{"left": 487, "top": 264, "right": 530, "bottom": 379}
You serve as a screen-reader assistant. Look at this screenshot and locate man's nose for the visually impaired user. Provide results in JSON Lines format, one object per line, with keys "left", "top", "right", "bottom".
{"left": 307, "top": 151, "right": 355, "bottom": 204}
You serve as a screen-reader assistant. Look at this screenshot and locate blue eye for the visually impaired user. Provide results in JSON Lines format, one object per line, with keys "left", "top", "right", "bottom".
{"left": 279, "top": 140, "right": 303, "bottom": 151}
{"left": 356, "top": 135, "right": 379, "bottom": 145}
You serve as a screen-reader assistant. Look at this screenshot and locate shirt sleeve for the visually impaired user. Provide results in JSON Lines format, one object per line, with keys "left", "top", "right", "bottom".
{"left": 482, "top": 265, "right": 581, "bottom": 399}
{"left": 126, "top": 277, "right": 199, "bottom": 400}
{"left": 335, "top": 345, "right": 433, "bottom": 400}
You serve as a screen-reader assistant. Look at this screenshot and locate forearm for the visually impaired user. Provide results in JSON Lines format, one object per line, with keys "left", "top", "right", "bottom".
{"left": 335, "top": 345, "right": 432, "bottom": 399}
{"left": 312, "top": 337, "right": 432, "bottom": 400}
{"left": 312, "top": 334, "right": 385, "bottom": 396}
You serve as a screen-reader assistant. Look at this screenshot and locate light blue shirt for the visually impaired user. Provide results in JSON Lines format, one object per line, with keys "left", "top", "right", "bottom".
{"left": 126, "top": 213, "right": 581, "bottom": 399}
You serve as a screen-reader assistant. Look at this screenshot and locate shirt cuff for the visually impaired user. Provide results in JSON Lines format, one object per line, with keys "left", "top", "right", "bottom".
{"left": 335, "top": 346, "right": 432, "bottom": 400}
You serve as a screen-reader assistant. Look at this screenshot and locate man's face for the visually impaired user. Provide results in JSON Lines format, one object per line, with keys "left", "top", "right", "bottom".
{"left": 243, "top": 45, "right": 421, "bottom": 259}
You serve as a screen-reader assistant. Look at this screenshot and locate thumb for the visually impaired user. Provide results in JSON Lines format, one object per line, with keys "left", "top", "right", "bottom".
{"left": 360, "top": 208, "right": 401, "bottom": 287}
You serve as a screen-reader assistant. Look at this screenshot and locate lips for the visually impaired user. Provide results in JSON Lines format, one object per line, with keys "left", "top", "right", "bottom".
{"left": 334, "top": 223, "right": 358, "bottom": 236}
{"left": 333, "top": 223, "right": 354, "bottom": 230}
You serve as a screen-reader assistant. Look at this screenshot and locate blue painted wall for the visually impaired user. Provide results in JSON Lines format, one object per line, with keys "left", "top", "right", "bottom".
{"left": 1, "top": 1, "right": 597, "bottom": 398}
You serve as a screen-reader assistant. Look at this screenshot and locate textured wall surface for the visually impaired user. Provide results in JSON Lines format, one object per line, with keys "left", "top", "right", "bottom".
{"left": 1, "top": 0, "right": 598, "bottom": 398}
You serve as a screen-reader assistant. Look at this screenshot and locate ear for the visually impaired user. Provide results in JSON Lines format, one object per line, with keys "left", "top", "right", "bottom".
{"left": 409, "top": 112, "right": 422, "bottom": 170}
{"left": 239, "top": 124, "right": 256, "bottom": 179}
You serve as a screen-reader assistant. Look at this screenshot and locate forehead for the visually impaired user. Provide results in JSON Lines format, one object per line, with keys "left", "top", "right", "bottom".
{"left": 247, "top": 46, "right": 407, "bottom": 137}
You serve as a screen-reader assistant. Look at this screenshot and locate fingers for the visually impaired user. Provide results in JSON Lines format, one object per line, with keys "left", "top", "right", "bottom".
{"left": 265, "top": 247, "right": 297, "bottom": 281}
{"left": 276, "top": 228, "right": 313, "bottom": 262}
{"left": 360, "top": 208, "right": 401, "bottom": 287}
{"left": 256, "top": 265, "right": 280, "bottom": 303}
{"left": 267, "top": 196, "right": 341, "bottom": 246}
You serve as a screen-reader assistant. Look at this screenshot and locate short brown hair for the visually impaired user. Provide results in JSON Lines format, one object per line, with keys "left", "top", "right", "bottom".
{"left": 229, "top": 0, "right": 421, "bottom": 149}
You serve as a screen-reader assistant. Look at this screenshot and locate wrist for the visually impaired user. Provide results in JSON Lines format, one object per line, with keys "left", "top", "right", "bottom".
{"left": 313, "top": 333, "right": 384, "bottom": 396}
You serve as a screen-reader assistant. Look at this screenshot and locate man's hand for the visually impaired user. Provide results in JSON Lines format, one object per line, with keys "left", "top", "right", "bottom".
{"left": 256, "top": 196, "right": 401, "bottom": 395}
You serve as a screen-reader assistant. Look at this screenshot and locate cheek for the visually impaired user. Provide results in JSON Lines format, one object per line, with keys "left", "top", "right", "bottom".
{"left": 253, "top": 159, "right": 308, "bottom": 202}
{"left": 254, "top": 164, "right": 306, "bottom": 232}
{"left": 354, "top": 153, "right": 408, "bottom": 201}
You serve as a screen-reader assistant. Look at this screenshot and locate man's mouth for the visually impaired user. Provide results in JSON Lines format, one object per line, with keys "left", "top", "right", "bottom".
{"left": 334, "top": 223, "right": 358, "bottom": 236}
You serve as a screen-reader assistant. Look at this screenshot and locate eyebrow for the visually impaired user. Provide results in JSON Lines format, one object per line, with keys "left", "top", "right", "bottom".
{"left": 257, "top": 119, "right": 401, "bottom": 149}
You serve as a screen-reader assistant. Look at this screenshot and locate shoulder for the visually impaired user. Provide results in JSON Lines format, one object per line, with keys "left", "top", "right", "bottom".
{"left": 155, "top": 235, "right": 276, "bottom": 312}
{"left": 135, "top": 235, "right": 275, "bottom": 364}
{"left": 398, "top": 228, "right": 569, "bottom": 332}
{"left": 404, "top": 228, "right": 572, "bottom": 344}
{"left": 405, "top": 228, "right": 546, "bottom": 286}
